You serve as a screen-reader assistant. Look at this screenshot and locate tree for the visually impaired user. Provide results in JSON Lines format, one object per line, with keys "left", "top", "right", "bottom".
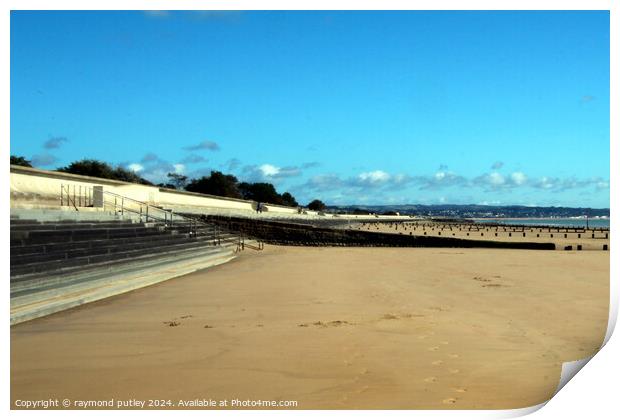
{"left": 236, "top": 183, "right": 299, "bottom": 206}
{"left": 281, "top": 192, "right": 299, "bottom": 207}
{"left": 10, "top": 155, "right": 32, "bottom": 167}
{"left": 238, "top": 182, "right": 283, "bottom": 204}
{"left": 166, "top": 172, "right": 188, "bottom": 190}
{"left": 185, "top": 171, "right": 242, "bottom": 199}
{"left": 308, "top": 199, "right": 326, "bottom": 211}
{"left": 57, "top": 159, "right": 153, "bottom": 185}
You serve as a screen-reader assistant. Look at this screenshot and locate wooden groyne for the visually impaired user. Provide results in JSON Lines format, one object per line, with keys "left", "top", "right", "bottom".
{"left": 202, "top": 215, "right": 555, "bottom": 250}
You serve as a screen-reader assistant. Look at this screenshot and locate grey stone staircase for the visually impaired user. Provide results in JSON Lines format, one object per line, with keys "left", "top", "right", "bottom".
{"left": 10, "top": 217, "right": 241, "bottom": 283}
{"left": 9, "top": 215, "right": 251, "bottom": 324}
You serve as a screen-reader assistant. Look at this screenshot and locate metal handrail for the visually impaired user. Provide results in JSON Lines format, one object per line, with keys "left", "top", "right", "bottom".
{"left": 182, "top": 213, "right": 264, "bottom": 252}
{"left": 102, "top": 191, "right": 175, "bottom": 226}
{"left": 102, "top": 190, "right": 167, "bottom": 210}
{"left": 59, "top": 185, "right": 261, "bottom": 250}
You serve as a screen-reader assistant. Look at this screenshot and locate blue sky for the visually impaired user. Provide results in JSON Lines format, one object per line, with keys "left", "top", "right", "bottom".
{"left": 10, "top": 10, "right": 610, "bottom": 207}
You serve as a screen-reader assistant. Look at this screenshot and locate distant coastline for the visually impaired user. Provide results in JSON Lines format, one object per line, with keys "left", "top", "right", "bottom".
{"left": 330, "top": 204, "right": 609, "bottom": 220}
{"left": 471, "top": 217, "right": 610, "bottom": 229}
{"left": 473, "top": 216, "right": 609, "bottom": 220}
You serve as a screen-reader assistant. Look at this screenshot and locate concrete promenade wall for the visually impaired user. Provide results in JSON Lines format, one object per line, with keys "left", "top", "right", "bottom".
{"left": 10, "top": 165, "right": 417, "bottom": 223}
{"left": 10, "top": 165, "right": 316, "bottom": 217}
{"left": 10, "top": 165, "right": 256, "bottom": 211}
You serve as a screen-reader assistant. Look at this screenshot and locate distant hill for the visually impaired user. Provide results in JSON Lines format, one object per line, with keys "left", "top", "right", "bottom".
{"left": 327, "top": 204, "right": 610, "bottom": 218}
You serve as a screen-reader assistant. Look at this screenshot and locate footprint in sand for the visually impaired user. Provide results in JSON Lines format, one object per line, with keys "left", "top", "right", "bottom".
{"left": 310, "top": 320, "right": 352, "bottom": 327}
{"left": 448, "top": 353, "right": 459, "bottom": 359}
{"left": 417, "top": 335, "right": 428, "bottom": 340}
{"left": 431, "top": 360, "right": 444, "bottom": 366}
{"left": 449, "top": 369, "right": 460, "bottom": 374}
{"left": 440, "top": 341, "right": 449, "bottom": 345}
{"left": 424, "top": 376, "right": 437, "bottom": 383}
{"left": 355, "top": 385, "right": 370, "bottom": 394}
{"left": 442, "top": 397, "right": 457, "bottom": 404}
{"left": 428, "top": 346, "right": 439, "bottom": 351}
{"left": 454, "top": 388, "right": 467, "bottom": 393}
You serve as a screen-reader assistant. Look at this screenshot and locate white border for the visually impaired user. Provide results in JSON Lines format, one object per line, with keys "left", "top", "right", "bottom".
{"left": 3, "top": 1, "right": 616, "bottom": 420}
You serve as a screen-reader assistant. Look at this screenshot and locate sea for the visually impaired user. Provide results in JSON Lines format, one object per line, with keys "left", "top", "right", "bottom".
{"left": 472, "top": 218, "right": 610, "bottom": 229}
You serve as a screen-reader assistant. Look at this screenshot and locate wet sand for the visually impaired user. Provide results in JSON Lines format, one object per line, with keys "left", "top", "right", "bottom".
{"left": 11, "top": 246, "right": 609, "bottom": 409}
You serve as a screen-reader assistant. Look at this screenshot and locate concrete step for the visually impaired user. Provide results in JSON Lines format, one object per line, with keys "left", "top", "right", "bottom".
{"left": 12, "top": 218, "right": 136, "bottom": 224}
{"left": 10, "top": 243, "right": 236, "bottom": 300}
{"left": 11, "top": 246, "right": 237, "bottom": 325}
{"left": 10, "top": 238, "right": 222, "bottom": 279}
{"left": 10, "top": 235, "right": 210, "bottom": 266}
{"left": 9, "top": 219, "right": 40, "bottom": 225}
{"left": 10, "top": 221, "right": 139, "bottom": 231}
{"left": 11, "top": 227, "right": 229, "bottom": 258}
{"left": 11, "top": 229, "right": 190, "bottom": 255}
{"left": 11, "top": 226, "right": 167, "bottom": 244}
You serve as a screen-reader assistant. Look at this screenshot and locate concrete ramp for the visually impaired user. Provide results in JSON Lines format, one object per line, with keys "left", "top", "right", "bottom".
{"left": 11, "top": 246, "right": 235, "bottom": 325}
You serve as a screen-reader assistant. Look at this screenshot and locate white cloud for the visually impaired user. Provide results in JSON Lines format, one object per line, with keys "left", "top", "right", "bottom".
{"left": 536, "top": 176, "right": 555, "bottom": 189}
{"left": 392, "top": 174, "right": 411, "bottom": 185}
{"left": 412, "top": 170, "right": 466, "bottom": 190}
{"left": 128, "top": 163, "right": 144, "bottom": 173}
{"left": 488, "top": 172, "right": 505, "bottom": 186}
{"left": 510, "top": 172, "right": 527, "bottom": 186}
{"left": 259, "top": 164, "right": 280, "bottom": 177}
{"left": 173, "top": 164, "right": 186, "bottom": 174}
{"left": 434, "top": 171, "right": 447, "bottom": 181}
{"left": 242, "top": 163, "right": 303, "bottom": 182}
{"left": 358, "top": 170, "right": 390, "bottom": 184}
{"left": 596, "top": 181, "right": 609, "bottom": 189}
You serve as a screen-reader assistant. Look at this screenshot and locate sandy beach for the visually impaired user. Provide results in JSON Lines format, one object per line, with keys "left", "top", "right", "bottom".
{"left": 11, "top": 246, "right": 609, "bottom": 409}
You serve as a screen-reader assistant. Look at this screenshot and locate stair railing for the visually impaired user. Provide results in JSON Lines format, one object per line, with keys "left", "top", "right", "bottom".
{"left": 178, "top": 212, "right": 264, "bottom": 252}
{"left": 102, "top": 191, "right": 175, "bottom": 226}
{"left": 59, "top": 185, "right": 260, "bottom": 251}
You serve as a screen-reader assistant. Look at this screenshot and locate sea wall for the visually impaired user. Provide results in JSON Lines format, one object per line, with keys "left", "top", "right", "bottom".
{"left": 10, "top": 165, "right": 279, "bottom": 215}
{"left": 9, "top": 165, "right": 419, "bottom": 222}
